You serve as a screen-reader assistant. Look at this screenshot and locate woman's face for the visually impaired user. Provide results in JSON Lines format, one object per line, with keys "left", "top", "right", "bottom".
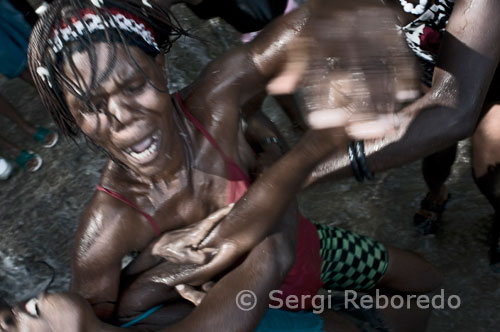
{"left": 0, "top": 293, "right": 99, "bottom": 332}
{"left": 63, "top": 43, "right": 176, "bottom": 177}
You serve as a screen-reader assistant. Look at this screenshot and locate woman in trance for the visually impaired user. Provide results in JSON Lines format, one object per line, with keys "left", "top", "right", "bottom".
{"left": 23, "top": 0, "right": 440, "bottom": 331}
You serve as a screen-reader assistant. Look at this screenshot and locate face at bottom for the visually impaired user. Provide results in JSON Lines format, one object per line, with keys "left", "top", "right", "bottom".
{"left": 0, "top": 293, "right": 99, "bottom": 332}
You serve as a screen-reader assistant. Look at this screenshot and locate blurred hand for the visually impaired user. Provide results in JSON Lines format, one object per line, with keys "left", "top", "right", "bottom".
{"left": 150, "top": 204, "right": 234, "bottom": 265}
{"left": 268, "top": 0, "right": 419, "bottom": 142}
{"left": 123, "top": 204, "right": 239, "bottom": 285}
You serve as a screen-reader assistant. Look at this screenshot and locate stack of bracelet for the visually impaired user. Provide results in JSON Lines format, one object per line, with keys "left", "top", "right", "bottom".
{"left": 348, "top": 141, "right": 374, "bottom": 182}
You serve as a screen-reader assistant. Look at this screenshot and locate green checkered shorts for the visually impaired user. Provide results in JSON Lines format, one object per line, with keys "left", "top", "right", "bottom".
{"left": 316, "top": 224, "right": 389, "bottom": 291}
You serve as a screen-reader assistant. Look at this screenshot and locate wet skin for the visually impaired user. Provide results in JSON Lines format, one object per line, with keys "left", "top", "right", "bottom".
{"left": 0, "top": 228, "right": 295, "bottom": 332}
{"left": 67, "top": 44, "right": 263, "bottom": 314}
{"left": 65, "top": 9, "right": 311, "bottom": 323}
{"left": 60, "top": 2, "right": 443, "bottom": 328}
{"left": 302, "top": 0, "right": 500, "bottom": 184}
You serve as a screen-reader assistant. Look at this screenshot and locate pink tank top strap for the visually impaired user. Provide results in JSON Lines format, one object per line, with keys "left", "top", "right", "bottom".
{"left": 175, "top": 91, "right": 251, "bottom": 186}
{"left": 96, "top": 185, "right": 162, "bottom": 236}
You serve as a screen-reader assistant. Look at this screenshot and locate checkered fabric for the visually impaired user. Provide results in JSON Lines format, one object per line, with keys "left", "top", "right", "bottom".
{"left": 315, "top": 224, "right": 389, "bottom": 291}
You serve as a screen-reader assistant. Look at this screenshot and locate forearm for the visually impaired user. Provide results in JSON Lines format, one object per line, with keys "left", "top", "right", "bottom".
{"left": 305, "top": 95, "right": 469, "bottom": 186}
{"left": 171, "top": 231, "right": 294, "bottom": 332}
{"left": 205, "top": 131, "right": 332, "bottom": 247}
{"left": 307, "top": 0, "right": 500, "bottom": 186}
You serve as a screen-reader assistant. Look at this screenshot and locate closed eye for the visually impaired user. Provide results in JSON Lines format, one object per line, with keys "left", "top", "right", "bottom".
{"left": 123, "top": 80, "right": 146, "bottom": 96}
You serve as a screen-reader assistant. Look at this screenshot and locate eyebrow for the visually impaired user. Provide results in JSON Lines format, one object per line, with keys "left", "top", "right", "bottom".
{"left": 84, "top": 71, "right": 144, "bottom": 100}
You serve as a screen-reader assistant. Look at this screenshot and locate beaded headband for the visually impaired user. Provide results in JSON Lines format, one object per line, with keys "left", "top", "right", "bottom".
{"left": 49, "top": 7, "right": 160, "bottom": 56}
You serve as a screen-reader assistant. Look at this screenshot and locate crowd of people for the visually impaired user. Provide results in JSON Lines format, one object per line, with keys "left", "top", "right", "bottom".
{"left": 0, "top": 0, "right": 499, "bottom": 331}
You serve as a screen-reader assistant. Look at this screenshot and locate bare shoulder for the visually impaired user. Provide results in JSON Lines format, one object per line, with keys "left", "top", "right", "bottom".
{"left": 73, "top": 166, "right": 156, "bottom": 266}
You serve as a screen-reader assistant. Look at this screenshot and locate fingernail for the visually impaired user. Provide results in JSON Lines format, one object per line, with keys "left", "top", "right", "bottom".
{"left": 228, "top": 203, "right": 235, "bottom": 208}
{"left": 175, "top": 284, "right": 185, "bottom": 291}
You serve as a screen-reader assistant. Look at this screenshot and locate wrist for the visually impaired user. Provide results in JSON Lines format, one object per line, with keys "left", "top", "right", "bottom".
{"left": 299, "top": 129, "right": 345, "bottom": 163}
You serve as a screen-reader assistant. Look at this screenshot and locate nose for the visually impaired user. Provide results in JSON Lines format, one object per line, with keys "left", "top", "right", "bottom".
{"left": 0, "top": 310, "right": 15, "bottom": 331}
{"left": 107, "top": 95, "right": 135, "bottom": 130}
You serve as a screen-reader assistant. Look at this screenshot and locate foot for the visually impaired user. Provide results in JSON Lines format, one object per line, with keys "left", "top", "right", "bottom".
{"left": 15, "top": 150, "right": 43, "bottom": 173}
{"left": 413, "top": 187, "right": 450, "bottom": 235}
{"left": 34, "top": 127, "right": 59, "bottom": 148}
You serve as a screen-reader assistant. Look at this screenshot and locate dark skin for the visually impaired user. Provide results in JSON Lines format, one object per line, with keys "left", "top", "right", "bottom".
{"left": 186, "top": 0, "right": 500, "bottom": 294}
{"left": 66, "top": 44, "right": 275, "bottom": 318}
{"left": 60, "top": 4, "right": 439, "bottom": 331}
{"left": 298, "top": 0, "right": 500, "bottom": 184}
{"left": 0, "top": 225, "right": 298, "bottom": 332}
{"left": 272, "top": 0, "right": 500, "bottom": 244}
{"left": 6, "top": 1, "right": 440, "bottom": 331}
{"left": 66, "top": 7, "right": 316, "bottom": 323}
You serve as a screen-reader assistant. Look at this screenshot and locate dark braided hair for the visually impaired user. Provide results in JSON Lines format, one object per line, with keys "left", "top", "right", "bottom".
{"left": 28, "top": 0, "right": 188, "bottom": 138}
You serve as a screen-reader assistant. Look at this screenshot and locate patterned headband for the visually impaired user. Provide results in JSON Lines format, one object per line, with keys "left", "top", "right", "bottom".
{"left": 49, "top": 7, "right": 160, "bottom": 56}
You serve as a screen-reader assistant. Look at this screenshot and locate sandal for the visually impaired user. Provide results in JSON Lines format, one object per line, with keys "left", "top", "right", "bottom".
{"left": 34, "top": 127, "right": 59, "bottom": 148}
{"left": 413, "top": 193, "right": 451, "bottom": 235}
{"left": 15, "top": 150, "right": 43, "bottom": 173}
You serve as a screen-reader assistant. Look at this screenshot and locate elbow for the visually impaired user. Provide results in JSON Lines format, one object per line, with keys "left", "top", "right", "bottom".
{"left": 422, "top": 91, "right": 480, "bottom": 144}
{"left": 448, "top": 102, "right": 480, "bottom": 141}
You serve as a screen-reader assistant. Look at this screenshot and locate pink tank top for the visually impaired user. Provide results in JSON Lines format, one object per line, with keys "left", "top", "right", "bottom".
{"left": 97, "top": 92, "right": 323, "bottom": 310}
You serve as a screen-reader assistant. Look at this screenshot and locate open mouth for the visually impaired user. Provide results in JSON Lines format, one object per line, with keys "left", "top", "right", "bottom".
{"left": 125, "top": 130, "right": 161, "bottom": 164}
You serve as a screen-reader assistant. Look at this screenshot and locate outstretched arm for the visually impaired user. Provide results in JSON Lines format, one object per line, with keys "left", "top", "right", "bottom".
{"left": 305, "top": 0, "right": 500, "bottom": 186}
{"left": 154, "top": 0, "right": 412, "bottom": 271}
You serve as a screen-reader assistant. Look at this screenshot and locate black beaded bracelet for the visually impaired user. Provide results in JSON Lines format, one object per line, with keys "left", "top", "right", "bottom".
{"left": 348, "top": 142, "right": 364, "bottom": 182}
{"left": 354, "top": 141, "right": 374, "bottom": 181}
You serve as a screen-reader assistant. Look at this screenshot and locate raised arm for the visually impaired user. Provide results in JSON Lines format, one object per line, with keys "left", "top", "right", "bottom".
{"left": 305, "top": 0, "right": 500, "bottom": 185}
{"left": 155, "top": 1, "right": 409, "bottom": 268}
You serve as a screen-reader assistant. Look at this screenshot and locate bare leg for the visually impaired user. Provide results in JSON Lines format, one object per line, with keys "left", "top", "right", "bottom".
{"left": 0, "top": 136, "right": 42, "bottom": 172}
{"left": 422, "top": 144, "right": 457, "bottom": 196}
{"left": 471, "top": 103, "right": 500, "bottom": 268}
{"left": 365, "top": 246, "right": 439, "bottom": 332}
{"left": 0, "top": 95, "right": 36, "bottom": 137}
{"left": 0, "top": 135, "right": 22, "bottom": 157}
{"left": 414, "top": 144, "right": 457, "bottom": 234}
{"left": 378, "top": 246, "right": 443, "bottom": 293}
{"left": 377, "top": 301, "right": 432, "bottom": 332}
{"left": 0, "top": 93, "right": 58, "bottom": 147}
